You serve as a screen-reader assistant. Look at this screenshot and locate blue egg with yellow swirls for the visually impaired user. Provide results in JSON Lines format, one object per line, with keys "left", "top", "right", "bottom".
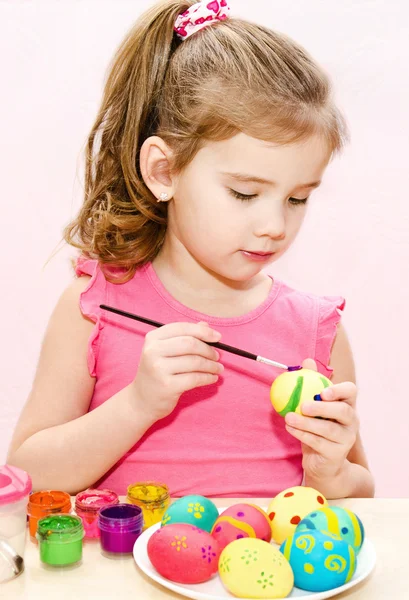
{"left": 280, "top": 530, "right": 357, "bottom": 592}
{"left": 295, "top": 506, "right": 365, "bottom": 554}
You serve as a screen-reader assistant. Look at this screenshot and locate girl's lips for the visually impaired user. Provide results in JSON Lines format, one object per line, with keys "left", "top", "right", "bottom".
{"left": 241, "top": 250, "right": 274, "bottom": 262}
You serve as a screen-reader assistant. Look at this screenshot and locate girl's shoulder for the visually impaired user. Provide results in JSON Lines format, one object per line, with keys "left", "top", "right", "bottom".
{"left": 274, "top": 278, "right": 346, "bottom": 377}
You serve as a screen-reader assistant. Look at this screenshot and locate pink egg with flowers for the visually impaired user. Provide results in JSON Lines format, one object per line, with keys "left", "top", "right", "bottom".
{"left": 211, "top": 503, "right": 272, "bottom": 550}
{"left": 147, "top": 523, "right": 221, "bottom": 584}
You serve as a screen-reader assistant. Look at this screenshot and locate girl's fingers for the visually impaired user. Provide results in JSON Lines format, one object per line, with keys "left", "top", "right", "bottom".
{"left": 173, "top": 372, "right": 220, "bottom": 392}
{"left": 301, "top": 358, "right": 317, "bottom": 371}
{"left": 158, "top": 336, "right": 221, "bottom": 361}
{"left": 319, "top": 382, "right": 357, "bottom": 406}
{"left": 301, "top": 400, "right": 356, "bottom": 426}
{"left": 285, "top": 425, "right": 334, "bottom": 457}
{"left": 165, "top": 355, "right": 224, "bottom": 376}
{"left": 285, "top": 412, "right": 352, "bottom": 445}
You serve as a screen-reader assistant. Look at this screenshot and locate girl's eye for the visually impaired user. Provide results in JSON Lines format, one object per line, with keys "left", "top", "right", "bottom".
{"left": 289, "top": 197, "right": 309, "bottom": 206}
{"left": 228, "top": 189, "right": 258, "bottom": 202}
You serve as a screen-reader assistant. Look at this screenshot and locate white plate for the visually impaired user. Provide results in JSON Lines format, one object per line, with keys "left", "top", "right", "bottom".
{"left": 133, "top": 510, "right": 376, "bottom": 600}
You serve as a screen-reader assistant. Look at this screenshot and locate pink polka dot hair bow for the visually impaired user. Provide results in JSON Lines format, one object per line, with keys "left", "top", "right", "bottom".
{"left": 174, "top": 1, "right": 231, "bottom": 40}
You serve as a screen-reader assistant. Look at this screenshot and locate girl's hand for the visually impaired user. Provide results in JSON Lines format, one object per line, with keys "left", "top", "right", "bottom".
{"left": 284, "top": 359, "right": 359, "bottom": 481}
{"left": 130, "top": 321, "right": 224, "bottom": 423}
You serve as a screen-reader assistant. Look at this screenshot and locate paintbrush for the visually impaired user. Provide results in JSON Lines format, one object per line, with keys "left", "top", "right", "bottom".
{"left": 99, "top": 304, "right": 301, "bottom": 371}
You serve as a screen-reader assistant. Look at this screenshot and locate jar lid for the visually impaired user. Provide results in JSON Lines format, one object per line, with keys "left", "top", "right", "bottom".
{"left": 75, "top": 488, "right": 119, "bottom": 512}
{"left": 0, "top": 465, "right": 32, "bottom": 505}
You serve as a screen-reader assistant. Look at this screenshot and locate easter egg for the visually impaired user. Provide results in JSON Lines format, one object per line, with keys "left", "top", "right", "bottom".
{"left": 219, "top": 538, "right": 293, "bottom": 598}
{"left": 211, "top": 503, "right": 272, "bottom": 550}
{"left": 280, "top": 529, "right": 357, "bottom": 592}
{"left": 268, "top": 486, "right": 328, "bottom": 544}
{"left": 296, "top": 506, "right": 365, "bottom": 554}
{"left": 270, "top": 368, "right": 332, "bottom": 416}
{"left": 148, "top": 523, "right": 221, "bottom": 584}
{"left": 161, "top": 495, "right": 218, "bottom": 532}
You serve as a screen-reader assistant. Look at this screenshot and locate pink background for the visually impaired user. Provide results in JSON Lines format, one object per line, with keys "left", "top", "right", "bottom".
{"left": 1, "top": 1, "right": 408, "bottom": 496}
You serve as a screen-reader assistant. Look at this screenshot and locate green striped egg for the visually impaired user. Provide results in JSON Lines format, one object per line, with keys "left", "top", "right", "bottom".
{"left": 295, "top": 506, "right": 365, "bottom": 554}
{"left": 270, "top": 368, "right": 332, "bottom": 416}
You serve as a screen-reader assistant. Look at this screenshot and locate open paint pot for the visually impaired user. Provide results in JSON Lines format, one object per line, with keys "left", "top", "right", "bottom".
{"left": 75, "top": 489, "right": 119, "bottom": 539}
{"left": 27, "top": 490, "right": 71, "bottom": 541}
{"left": 98, "top": 503, "right": 144, "bottom": 555}
{"left": 36, "top": 514, "right": 84, "bottom": 567}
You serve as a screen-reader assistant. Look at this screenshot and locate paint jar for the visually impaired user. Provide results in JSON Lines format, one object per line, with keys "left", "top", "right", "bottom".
{"left": 27, "top": 490, "right": 71, "bottom": 541}
{"left": 75, "top": 488, "right": 119, "bottom": 539}
{"left": 126, "top": 481, "right": 170, "bottom": 529}
{"left": 98, "top": 503, "right": 144, "bottom": 555}
{"left": 37, "top": 515, "right": 84, "bottom": 567}
{"left": 0, "top": 465, "right": 32, "bottom": 582}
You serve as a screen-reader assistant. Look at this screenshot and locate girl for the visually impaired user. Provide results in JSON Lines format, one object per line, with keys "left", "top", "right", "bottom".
{"left": 7, "top": 0, "right": 374, "bottom": 499}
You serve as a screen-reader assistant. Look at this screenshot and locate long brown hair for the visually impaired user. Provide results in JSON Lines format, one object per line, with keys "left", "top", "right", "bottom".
{"left": 64, "top": 0, "right": 347, "bottom": 281}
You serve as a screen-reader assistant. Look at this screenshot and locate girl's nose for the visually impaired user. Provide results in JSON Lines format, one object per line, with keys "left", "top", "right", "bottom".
{"left": 255, "top": 210, "right": 286, "bottom": 240}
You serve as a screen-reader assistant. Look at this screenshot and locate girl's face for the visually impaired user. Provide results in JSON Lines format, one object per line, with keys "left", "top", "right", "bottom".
{"left": 168, "top": 132, "right": 331, "bottom": 282}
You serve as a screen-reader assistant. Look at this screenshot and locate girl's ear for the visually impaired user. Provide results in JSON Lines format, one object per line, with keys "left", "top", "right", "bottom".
{"left": 139, "top": 136, "right": 176, "bottom": 201}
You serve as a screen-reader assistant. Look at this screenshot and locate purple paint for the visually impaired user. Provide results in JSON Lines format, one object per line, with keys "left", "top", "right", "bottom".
{"left": 237, "top": 511, "right": 245, "bottom": 517}
{"left": 288, "top": 365, "right": 302, "bottom": 372}
{"left": 98, "top": 503, "right": 143, "bottom": 554}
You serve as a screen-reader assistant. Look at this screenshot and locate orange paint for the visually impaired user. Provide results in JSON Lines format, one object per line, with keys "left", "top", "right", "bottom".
{"left": 27, "top": 490, "right": 71, "bottom": 540}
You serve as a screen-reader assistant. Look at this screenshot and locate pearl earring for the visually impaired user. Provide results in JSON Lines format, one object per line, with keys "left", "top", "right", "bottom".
{"left": 157, "top": 192, "right": 169, "bottom": 202}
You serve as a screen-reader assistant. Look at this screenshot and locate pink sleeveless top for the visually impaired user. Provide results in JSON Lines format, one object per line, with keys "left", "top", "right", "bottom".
{"left": 75, "top": 257, "right": 345, "bottom": 498}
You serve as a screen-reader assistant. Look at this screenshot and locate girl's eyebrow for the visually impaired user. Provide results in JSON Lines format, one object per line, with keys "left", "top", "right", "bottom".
{"left": 221, "top": 171, "right": 321, "bottom": 189}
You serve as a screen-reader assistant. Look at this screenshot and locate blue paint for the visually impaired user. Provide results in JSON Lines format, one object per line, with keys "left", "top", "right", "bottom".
{"left": 314, "top": 394, "right": 322, "bottom": 401}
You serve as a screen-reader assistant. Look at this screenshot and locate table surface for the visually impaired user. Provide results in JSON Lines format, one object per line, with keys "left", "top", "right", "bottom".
{"left": 4, "top": 497, "right": 409, "bottom": 599}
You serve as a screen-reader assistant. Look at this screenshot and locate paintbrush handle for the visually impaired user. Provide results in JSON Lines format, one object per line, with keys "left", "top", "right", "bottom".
{"left": 99, "top": 304, "right": 289, "bottom": 370}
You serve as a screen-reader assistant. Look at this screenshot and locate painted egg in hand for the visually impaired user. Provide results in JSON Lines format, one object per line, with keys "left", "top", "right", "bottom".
{"left": 281, "top": 529, "right": 357, "bottom": 592}
{"left": 296, "top": 506, "right": 365, "bottom": 554}
{"left": 211, "top": 503, "right": 271, "bottom": 550}
{"left": 270, "top": 368, "right": 332, "bottom": 416}
{"left": 161, "top": 495, "right": 218, "bottom": 532}
{"left": 267, "top": 486, "right": 328, "bottom": 544}
{"left": 147, "top": 523, "right": 221, "bottom": 584}
{"left": 219, "top": 537, "right": 294, "bottom": 598}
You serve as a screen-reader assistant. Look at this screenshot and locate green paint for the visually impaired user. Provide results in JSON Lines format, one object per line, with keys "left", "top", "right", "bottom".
{"left": 279, "top": 376, "right": 303, "bottom": 416}
{"left": 37, "top": 515, "right": 84, "bottom": 566}
{"left": 320, "top": 376, "right": 331, "bottom": 388}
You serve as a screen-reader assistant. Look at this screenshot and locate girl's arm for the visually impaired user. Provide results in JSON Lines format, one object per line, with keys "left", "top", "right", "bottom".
{"left": 314, "top": 323, "right": 375, "bottom": 497}
{"left": 6, "top": 276, "right": 156, "bottom": 494}
{"left": 285, "top": 323, "right": 375, "bottom": 498}
{"left": 7, "top": 276, "right": 223, "bottom": 495}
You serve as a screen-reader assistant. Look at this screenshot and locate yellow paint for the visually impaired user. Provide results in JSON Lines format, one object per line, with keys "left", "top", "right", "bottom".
{"left": 127, "top": 481, "right": 170, "bottom": 529}
{"left": 346, "top": 545, "right": 356, "bottom": 582}
{"left": 344, "top": 508, "right": 363, "bottom": 548}
{"left": 323, "top": 507, "right": 341, "bottom": 537}
{"left": 212, "top": 516, "right": 256, "bottom": 537}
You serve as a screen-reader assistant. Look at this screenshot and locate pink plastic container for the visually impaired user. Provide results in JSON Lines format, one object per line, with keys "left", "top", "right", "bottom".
{"left": 0, "top": 465, "right": 32, "bottom": 581}
{"left": 75, "top": 489, "right": 119, "bottom": 539}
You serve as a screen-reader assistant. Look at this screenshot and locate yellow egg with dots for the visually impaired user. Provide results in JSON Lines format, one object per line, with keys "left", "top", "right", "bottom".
{"left": 270, "top": 368, "right": 332, "bottom": 416}
{"left": 219, "top": 538, "right": 294, "bottom": 598}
